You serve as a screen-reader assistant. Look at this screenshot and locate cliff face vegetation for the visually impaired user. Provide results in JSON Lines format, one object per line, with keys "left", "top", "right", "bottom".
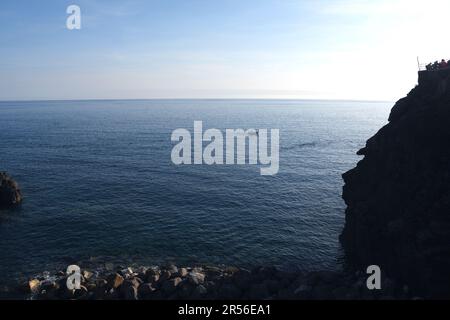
{"left": 341, "top": 69, "right": 450, "bottom": 298}
{"left": 0, "top": 172, "right": 22, "bottom": 207}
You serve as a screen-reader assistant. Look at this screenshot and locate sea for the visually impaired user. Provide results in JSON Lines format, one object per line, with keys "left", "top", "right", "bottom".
{"left": 0, "top": 99, "right": 391, "bottom": 286}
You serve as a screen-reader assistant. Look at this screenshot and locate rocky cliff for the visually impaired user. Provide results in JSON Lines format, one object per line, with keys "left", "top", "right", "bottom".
{"left": 341, "top": 69, "right": 450, "bottom": 298}
{"left": 0, "top": 172, "right": 22, "bottom": 207}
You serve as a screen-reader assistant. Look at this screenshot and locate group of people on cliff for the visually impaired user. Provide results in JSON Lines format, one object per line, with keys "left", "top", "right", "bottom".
{"left": 425, "top": 59, "right": 450, "bottom": 71}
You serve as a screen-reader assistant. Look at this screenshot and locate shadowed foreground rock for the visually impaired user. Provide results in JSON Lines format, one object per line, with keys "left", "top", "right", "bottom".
{"left": 18, "top": 264, "right": 413, "bottom": 300}
{"left": 341, "top": 69, "right": 450, "bottom": 299}
{"left": 0, "top": 172, "right": 22, "bottom": 207}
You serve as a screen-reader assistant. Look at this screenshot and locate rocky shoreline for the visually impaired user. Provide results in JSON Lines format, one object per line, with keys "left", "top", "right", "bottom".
{"left": 15, "top": 263, "right": 416, "bottom": 300}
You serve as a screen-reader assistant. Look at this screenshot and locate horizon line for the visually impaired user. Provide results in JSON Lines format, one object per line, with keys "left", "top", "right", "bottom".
{"left": 0, "top": 98, "right": 394, "bottom": 104}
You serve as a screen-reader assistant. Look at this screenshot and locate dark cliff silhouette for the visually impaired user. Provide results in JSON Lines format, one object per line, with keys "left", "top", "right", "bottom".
{"left": 341, "top": 68, "right": 450, "bottom": 298}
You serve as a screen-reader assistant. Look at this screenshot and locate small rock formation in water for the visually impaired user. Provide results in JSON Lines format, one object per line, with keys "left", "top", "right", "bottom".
{"left": 0, "top": 172, "right": 22, "bottom": 207}
{"left": 341, "top": 68, "right": 450, "bottom": 298}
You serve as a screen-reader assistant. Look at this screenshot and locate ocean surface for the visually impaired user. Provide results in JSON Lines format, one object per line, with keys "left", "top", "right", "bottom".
{"left": 0, "top": 99, "right": 391, "bottom": 285}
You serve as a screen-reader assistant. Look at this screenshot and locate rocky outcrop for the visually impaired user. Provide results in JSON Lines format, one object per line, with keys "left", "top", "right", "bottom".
{"left": 341, "top": 69, "right": 450, "bottom": 298}
{"left": 0, "top": 172, "right": 22, "bottom": 207}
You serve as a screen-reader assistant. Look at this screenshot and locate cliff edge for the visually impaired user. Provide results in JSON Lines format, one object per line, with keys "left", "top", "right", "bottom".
{"left": 340, "top": 69, "right": 450, "bottom": 298}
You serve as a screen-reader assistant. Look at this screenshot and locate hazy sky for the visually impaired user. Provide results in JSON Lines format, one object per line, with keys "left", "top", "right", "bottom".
{"left": 1, "top": 0, "right": 450, "bottom": 101}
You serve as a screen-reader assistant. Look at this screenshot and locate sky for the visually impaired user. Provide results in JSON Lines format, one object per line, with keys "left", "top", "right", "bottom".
{"left": 1, "top": 0, "right": 450, "bottom": 101}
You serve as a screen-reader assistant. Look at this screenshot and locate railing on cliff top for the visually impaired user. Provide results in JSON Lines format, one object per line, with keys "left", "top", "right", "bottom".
{"left": 418, "top": 63, "right": 450, "bottom": 72}
{"left": 418, "top": 63, "right": 428, "bottom": 71}
{"left": 417, "top": 57, "right": 450, "bottom": 72}
{"left": 417, "top": 57, "right": 431, "bottom": 71}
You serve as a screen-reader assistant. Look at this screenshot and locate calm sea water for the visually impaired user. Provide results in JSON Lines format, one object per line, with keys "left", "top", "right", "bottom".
{"left": 0, "top": 99, "right": 391, "bottom": 284}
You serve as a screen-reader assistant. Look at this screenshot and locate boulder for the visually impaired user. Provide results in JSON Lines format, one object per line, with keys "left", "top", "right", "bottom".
{"left": 161, "top": 277, "right": 183, "bottom": 295}
{"left": 159, "top": 270, "right": 171, "bottom": 282}
{"left": 82, "top": 270, "right": 93, "bottom": 280}
{"left": 123, "top": 286, "right": 138, "bottom": 300}
{"left": 107, "top": 273, "right": 124, "bottom": 289}
{"left": 138, "top": 283, "right": 156, "bottom": 299}
{"left": 177, "top": 267, "right": 189, "bottom": 278}
{"left": 187, "top": 271, "right": 205, "bottom": 285}
{"left": 27, "top": 279, "right": 40, "bottom": 294}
